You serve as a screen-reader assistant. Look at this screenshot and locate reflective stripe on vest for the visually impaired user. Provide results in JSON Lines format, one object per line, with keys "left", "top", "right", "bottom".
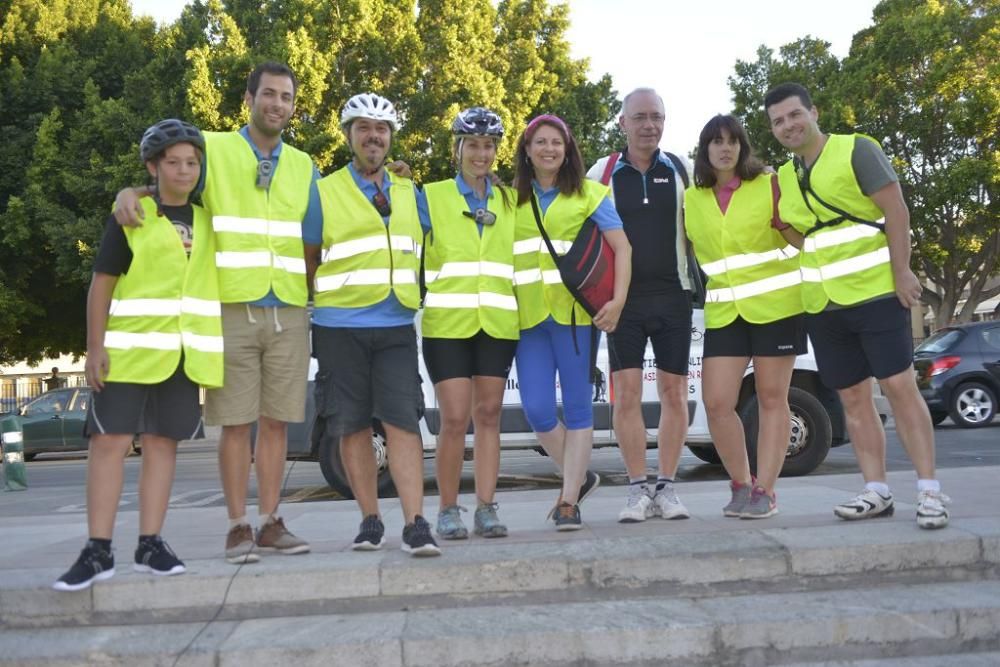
{"left": 777, "top": 134, "right": 895, "bottom": 313}
{"left": 201, "top": 132, "right": 312, "bottom": 306}
{"left": 421, "top": 180, "right": 519, "bottom": 339}
{"left": 105, "top": 198, "right": 223, "bottom": 387}
{"left": 314, "top": 167, "right": 422, "bottom": 309}
{"left": 684, "top": 174, "right": 802, "bottom": 327}
{"left": 512, "top": 180, "right": 609, "bottom": 329}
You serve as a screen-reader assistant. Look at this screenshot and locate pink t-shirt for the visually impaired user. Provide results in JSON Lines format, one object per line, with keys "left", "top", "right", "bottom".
{"left": 713, "top": 175, "right": 787, "bottom": 229}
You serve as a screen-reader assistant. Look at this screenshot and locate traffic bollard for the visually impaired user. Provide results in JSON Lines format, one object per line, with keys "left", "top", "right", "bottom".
{"left": 1, "top": 417, "right": 27, "bottom": 491}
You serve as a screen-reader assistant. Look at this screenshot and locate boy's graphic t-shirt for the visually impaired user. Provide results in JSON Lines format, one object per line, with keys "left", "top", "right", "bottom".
{"left": 94, "top": 203, "right": 194, "bottom": 275}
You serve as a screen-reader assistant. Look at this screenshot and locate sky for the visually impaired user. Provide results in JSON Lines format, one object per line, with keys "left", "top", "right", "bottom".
{"left": 130, "top": 0, "right": 879, "bottom": 153}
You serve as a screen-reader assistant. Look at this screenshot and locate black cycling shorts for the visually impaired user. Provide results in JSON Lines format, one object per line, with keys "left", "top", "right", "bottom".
{"left": 608, "top": 292, "right": 692, "bottom": 375}
{"left": 85, "top": 362, "right": 203, "bottom": 441}
{"left": 703, "top": 314, "right": 807, "bottom": 358}
{"left": 805, "top": 296, "right": 913, "bottom": 390}
{"left": 422, "top": 331, "right": 518, "bottom": 384}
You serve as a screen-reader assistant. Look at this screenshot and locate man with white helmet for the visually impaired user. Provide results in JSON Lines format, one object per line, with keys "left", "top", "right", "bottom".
{"left": 306, "top": 93, "right": 440, "bottom": 556}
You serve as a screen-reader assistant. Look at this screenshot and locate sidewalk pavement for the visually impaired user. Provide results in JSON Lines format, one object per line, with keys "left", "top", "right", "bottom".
{"left": 0, "top": 464, "right": 995, "bottom": 574}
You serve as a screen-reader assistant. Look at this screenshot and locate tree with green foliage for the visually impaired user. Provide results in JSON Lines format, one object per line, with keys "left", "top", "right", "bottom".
{"left": 842, "top": 0, "right": 999, "bottom": 327}
{"left": 728, "top": 0, "right": 999, "bottom": 327}
{"left": 0, "top": 0, "right": 619, "bottom": 364}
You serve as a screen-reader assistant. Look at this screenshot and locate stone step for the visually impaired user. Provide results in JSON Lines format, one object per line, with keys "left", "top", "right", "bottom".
{"left": 3, "top": 519, "right": 998, "bottom": 628}
{"left": 0, "top": 580, "right": 997, "bottom": 666}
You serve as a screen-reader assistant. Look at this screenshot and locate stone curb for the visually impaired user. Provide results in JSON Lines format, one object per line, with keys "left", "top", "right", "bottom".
{"left": 0, "top": 580, "right": 997, "bottom": 666}
{"left": 1, "top": 518, "right": 997, "bottom": 626}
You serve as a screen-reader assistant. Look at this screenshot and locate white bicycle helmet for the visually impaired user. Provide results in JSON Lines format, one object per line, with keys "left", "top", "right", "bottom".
{"left": 340, "top": 93, "right": 400, "bottom": 131}
{"left": 452, "top": 107, "right": 504, "bottom": 138}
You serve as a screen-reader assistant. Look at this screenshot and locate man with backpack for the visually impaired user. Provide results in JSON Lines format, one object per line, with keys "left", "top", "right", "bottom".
{"left": 587, "top": 88, "right": 694, "bottom": 524}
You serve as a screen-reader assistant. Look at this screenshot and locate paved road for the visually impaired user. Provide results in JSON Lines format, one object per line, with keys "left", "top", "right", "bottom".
{"left": 2, "top": 416, "right": 996, "bottom": 517}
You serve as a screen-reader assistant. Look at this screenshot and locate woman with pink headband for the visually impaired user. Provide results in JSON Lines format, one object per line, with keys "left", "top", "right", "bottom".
{"left": 511, "top": 114, "right": 632, "bottom": 530}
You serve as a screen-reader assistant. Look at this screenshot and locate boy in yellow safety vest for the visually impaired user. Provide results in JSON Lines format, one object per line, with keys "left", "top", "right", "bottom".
{"left": 54, "top": 119, "right": 224, "bottom": 591}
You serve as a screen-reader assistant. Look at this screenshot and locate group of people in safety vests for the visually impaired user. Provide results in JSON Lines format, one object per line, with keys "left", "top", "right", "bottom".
{"left": 51, "top": 63, "right": 949, "bottom": 595}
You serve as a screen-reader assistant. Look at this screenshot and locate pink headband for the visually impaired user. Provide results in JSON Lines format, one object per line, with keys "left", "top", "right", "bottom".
{"left": 524, "top": 114, "right": 570, "bottom": 139}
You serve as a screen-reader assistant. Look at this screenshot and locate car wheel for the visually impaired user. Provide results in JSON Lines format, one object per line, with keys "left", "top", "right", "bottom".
{"left": 741, "top": 386, "right": 832, "bottom": 477}
{"left": 948, "top": 382, "right": 997, "bottom": 428}
{"left": 23, "top": 452, "right": 38, "bottom": 462}
{"left": 929, "top": 410, "right": 948, "bottom": 426}
{"left": 317, "top": 419, "right": 396, "bottom": 498}
{"left": 687, "top": 445, "right": 722, "bottom": 465}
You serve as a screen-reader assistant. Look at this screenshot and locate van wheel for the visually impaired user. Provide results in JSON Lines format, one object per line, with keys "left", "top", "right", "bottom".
{"left": 741, "top": 386, "right": 832, "bottom": 477}
{"left": 687, "top": 445, "right": 722, "bottom": 465}
{"left": 318, "top": 419, "right": 395, "bottom": 498}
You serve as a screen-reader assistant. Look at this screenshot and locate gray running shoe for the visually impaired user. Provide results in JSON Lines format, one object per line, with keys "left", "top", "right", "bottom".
{"left": 473, "top": 502, "right": 508, "bottom": 538}
{"left": 618, "top": 484, "right": 653, "bottom": 523}
{"left": 740, "top": 486, "right": 778, "bottom": 519}
{"left": 723, "top": 481, "right": 753, "bottom": 518}
{"left": 652, "top": 486, "right": 690, "bottom": 520}
{"left": 436, "top": 505, "right": 469, "bottom": 540}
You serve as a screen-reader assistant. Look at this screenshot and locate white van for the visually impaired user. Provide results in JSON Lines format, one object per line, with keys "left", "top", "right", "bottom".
{"left": 289, "top": 301, "right": 891, "bottom": 498}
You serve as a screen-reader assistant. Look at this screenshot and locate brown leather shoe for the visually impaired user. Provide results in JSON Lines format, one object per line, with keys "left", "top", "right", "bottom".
{"left": 225, "top": 523, "right": 260, "bottom": 564}
{"left": 255, "top": 517, "right": 310, "bottom": 555}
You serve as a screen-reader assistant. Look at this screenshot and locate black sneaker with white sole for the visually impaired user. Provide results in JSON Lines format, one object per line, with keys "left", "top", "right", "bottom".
{"left": 134, "top": 535, "right": 186, "bottom": 576}
{"left": 401, "top": 515, "right": 441, "bottom": 557}
{"left": 53, "top": 541, "right": 116, "bottom": 592}
{"left": 352, "top": 514, "right": 386, "bottom": 551}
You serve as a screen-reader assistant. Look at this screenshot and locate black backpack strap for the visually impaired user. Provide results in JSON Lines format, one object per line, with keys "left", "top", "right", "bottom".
{"left": 664, "top": 151, "right": 690, "bottom": 188}
{"left": 794, "top": 157, "right": 885, "bottom": 238}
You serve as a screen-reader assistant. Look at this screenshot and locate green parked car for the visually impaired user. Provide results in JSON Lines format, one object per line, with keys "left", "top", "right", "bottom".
{"left": 0, "top": 388, "right": 92, "bottom": 460}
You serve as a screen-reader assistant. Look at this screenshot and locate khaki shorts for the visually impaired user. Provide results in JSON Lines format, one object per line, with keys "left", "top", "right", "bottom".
{"left": 205, "top": 304, "right": 309, "bottom": 426}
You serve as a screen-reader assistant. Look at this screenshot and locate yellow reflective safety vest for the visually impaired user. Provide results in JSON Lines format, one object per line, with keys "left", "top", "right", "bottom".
{"left": 777, "top": 134, "right": 894, "bottom": 313}
{"left": 684, "top": 174, "right": 802, "bottom": 328}
{"left": 512, "top": 180, "right": 608, "bottom": 329}
{"left": 421, "top": 180, "right": 519, "bottom": 340}
{"left": 104, "top": 198, "right": 224, "bottom": 387}
{"left": 201, "top": 131, "right": 312, "bottom": 306}
{"left": 314, "top": 168, "right": 422, "bottom": 310}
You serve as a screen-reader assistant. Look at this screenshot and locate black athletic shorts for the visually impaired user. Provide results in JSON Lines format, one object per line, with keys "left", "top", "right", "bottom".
{"left": 608, "top": 291, "right": 692, "bottom": 375}
{"left": 84, "top": 362, "right": 204, "bottom": 441}
{"left": 422, "top": 331, "right": 518, "bottom": 384}
{"left": 703, "top": 314, "right": 807, "bottom": 358}
{"left": 805, "top": 296, "right": 913, "bottom": 390}
{"left": 312, "top": 324, "right": 423, "bottom": 437}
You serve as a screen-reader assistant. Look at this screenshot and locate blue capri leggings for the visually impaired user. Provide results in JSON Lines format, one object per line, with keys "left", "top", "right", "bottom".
{"left": 515, "top": 317, "right": 597, "bottom": 432}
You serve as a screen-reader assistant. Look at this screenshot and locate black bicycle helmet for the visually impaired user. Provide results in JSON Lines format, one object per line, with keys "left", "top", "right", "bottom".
{"left": 451, "top": 107, "right": 504, "bottom": 138}
{"left": 140, "top": 119, "right": 205, "bottom": 163}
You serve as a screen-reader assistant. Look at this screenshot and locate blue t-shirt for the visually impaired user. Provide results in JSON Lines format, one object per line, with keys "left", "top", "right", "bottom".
{"left": 311, "top": 164, "right": 420, "bottom": 328}
{"left": 416, "top": 173, "right": 493, "bottom": 238}
{"left": 533, "top": 181, "right": 623, "bottom": 231}
{"left": 231, "top": 126, "right": 323, "bottom": 308}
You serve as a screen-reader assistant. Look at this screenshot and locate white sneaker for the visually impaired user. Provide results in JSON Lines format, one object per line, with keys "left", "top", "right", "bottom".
{"left": 833, "top": 488, "right": 894, "bottom": 521}
{"left": 651, "top": 486, "right": 690, "bottom": 520}
{"left": 916, "top": 490, "right": 950, "bottom": 529}
{"left": 618, "top": 485, "right": 653, "bottom": 523}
